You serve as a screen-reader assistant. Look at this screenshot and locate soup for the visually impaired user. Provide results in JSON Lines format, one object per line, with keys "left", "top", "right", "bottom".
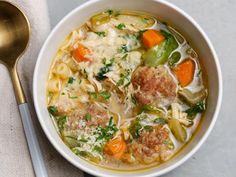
{"left": 46, "top": 10, "right": 207, "bottom": 170}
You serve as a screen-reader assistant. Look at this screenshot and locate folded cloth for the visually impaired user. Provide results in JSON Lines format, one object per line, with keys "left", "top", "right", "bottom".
{"left": 0, "top": 0, "right": 83, "bottom": 177}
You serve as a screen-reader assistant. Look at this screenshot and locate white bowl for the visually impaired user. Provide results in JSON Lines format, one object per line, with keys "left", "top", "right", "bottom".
{"left": 33, "top": 0, "right": 222, "bottom": 176}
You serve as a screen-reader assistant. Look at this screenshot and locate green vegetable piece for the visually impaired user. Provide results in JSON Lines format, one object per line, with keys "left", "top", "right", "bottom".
{"left": 48, "top": 105, "right": 58, "bottom": 116}
{"left": 154, "top": 118, "right": 167, "bottom": 125}
{"left": 139, "top": 105, "right": 165, "bottom": 117}
{"left": 68, "top": 77, "right": 75, "bottom": 84}
{"left": 105, "top": 9, "right": 113, "bottom": 16}
{"left": 78, "top": 138, "right": 88, "bottom": 143}
{"left": 84, "top": 113, "right": 92, "bottom": 121}
{"left": 168, "top": 118, "right": 187, "bottom": 143}
{"left": 72, "top": 148, "right": 88, "bottom": 157}
{"left": 143, "top": 30, "right": 178, "bottom": 66}
{"left": 57, "top": 116, "right": 67, "bottom": 133}
{"left": 168, "top": 51, "right": 181, "bottom": 67}
{"left": 131, "top": 95, "right": 137, "bottom": 105}
{"left": 119, "top": 44, "right": 129, "bottom": 53}
{"left": 185, "top": 101, "right": 206, "bottom": 118}
{"left": 69, "top": 96, "right": 78, "bottom": 99}
{"left": 96, "top": 61, "right": 113, "bottom": 81}
{"left": 116, "top": 23, "right": 126, "bottom": 30}
{"left": 93, "top": 145, "right": 102, "bottom": 153}
{"left": 99, "top": 91, "right": 111, "bottom": 100}
{"left": 95, "top": 31, "right": 106, "bottom": 37}
{"left": 179, "top": 88, "right": 207, "bottom": 106}
{"left": 121, "top": 53, "right": 128, "bottom": 60}
{"left": 143, "top": 125, "right": 153, "bottom": 132}
{"left": 129, "top": 118, "right": 142, "bottom": 138}
{"left": 96, "top": 117, "right": 118, "bottom": 141}
{"left": 64, "top": 135, "right": 79, "bottom": 148}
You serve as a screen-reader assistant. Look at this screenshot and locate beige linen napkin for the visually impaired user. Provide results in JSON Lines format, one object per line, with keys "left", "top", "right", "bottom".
{"left": 0, "top": 0, "right": 84, "bottom": 177}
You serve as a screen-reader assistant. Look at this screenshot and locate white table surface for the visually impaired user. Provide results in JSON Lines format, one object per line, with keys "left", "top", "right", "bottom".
{"left": 46, "top": 0, "right": 236, "bottom": 176}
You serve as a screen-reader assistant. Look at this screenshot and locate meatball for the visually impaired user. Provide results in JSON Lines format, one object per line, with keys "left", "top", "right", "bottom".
{"left": 64, "top": 103, "right": 109, "bottom": 130}
{"left": 87, "top": 103, "right": 110, "bottom": 128}
{"left": 130, "top": 125, "right": 174, "bottom": 164}
{"left": 132, "top": 66, "right": 177, "bottom": 106}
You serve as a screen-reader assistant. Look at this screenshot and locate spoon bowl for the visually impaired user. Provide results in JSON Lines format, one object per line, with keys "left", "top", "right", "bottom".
{"left": 0, "top": 1, "right": 30, "bottom": 67}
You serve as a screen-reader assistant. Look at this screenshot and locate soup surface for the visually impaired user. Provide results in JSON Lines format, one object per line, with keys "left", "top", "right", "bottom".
{"left": 47, "top": 10, "right": 208, "bottom": 170}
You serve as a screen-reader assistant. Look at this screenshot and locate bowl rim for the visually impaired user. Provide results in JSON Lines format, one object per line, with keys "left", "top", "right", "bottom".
{"left": 33, "top": 0, "right": 223, "bottom": 176}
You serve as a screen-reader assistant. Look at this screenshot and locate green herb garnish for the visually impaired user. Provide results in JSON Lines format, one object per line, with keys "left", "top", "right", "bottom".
{"left": 116, "top": 23, "right": 126, "bottom": 30}
{"left": 84, "top": 113, "right": 92, "bottom": 121}
{"left": 99, "top": 91, "right": 111, "bottom": 100}
{"left": 129, "top": 118, "right": 142, "bottom": 138}
{"left": 105, "top": 9, "right": 113, "bottom": 16}
{"left": 48, "top": 105, "right": 58, "bottom": 116}
{"left": 68, "top": 77, "right": 75, "bottom": 84}
{"left": 69, "top": 96, "right": 78, "bottom": 99}
{"left": 185, "top": 101, "right": 206, "bottom": 118}
{"left": 93, "top": 145, "right": 102, "bottom": 153}
{"left": 95, "top": 31, "right": 106, "bottom": 37}
{"left": 131, "top": 95, "right": 137, "bottom": 105}
{"left": 96, "top": 59, "right": 114, "bottom": 81}
{"left": 144, "top": 125, "right": 154, "bottom": 132}
{"left": 121, "top": 53, "right": 128, "bottom": 60}
{"left": 119, "top": 44, "right": 129, "bottom": 53}
{"left": 116, "top": 71, "right": 130, "bottom": 87}
{"left": 96, "top": 117, "right": 118, "bottom": 141}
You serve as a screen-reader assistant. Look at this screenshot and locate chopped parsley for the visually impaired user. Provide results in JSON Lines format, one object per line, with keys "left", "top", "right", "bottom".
{"left": 105, "top": 9, "right": 113, "bottom": 16}
{"left": 69, "top": 95, "right": 78, "bottom": 99}
{"left": 99, "top": 91, "right": 111, "bottom": 100}
{"left": 129, "top": 118, "right": 142, "bottom": 138}
{"left": 93, "top": 145, "right": 102, "bottom": 153}
{"left": 95, "top": 31, "right": 106, "bottom": 37}
{"left": 131, "top": 95, "right": 137, "bottom": 105}
{"left": 121, "top": 53, "right": 128, "bottom": 60}
{"left": 68, "top": 77, "right": 75, "bottom": 84}
{"left": 89, "top": 91, "right": 111, "bottom": 100}
{"left": 144, "top": 125, "right": 154, "bottom": 132}
{"left": 96, "top": 117, "right": 118, "bottom": 141}
{"left": 48, "top": 105, "right": 58, "bottom": 116}
{"left": 96, "top": 59, "right": 114, "bottom": 81}
{"left": 119, "top": 44, "right": 129, "bottom": 53}
{"left": 116, "top": 71, "right": 130, "bottom": 87}
{"left": 185, "top": 101, "right": 206, "bottom": 118}
{"left": 116, "top": 23, "right": 126, "bottom": 30}
{"left": 84, "top": 113, "right": 92, "bottom": 121}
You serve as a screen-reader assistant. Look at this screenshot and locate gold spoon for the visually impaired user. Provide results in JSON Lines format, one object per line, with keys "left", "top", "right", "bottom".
{"left": 0, "top": 1, "right": 48, "bottom": 177}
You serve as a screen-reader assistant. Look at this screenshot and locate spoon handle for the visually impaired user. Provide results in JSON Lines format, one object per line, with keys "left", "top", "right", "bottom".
{"left": 19, "top": 103, "right": 48, "bottom": 177}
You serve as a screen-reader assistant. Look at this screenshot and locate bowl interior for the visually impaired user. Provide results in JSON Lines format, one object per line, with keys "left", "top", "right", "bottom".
{"left": 33, "top": 0, "right": 222, "bottom": 176}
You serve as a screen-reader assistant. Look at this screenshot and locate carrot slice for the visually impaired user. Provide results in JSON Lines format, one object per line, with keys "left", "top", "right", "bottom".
{"left": 174, "top": 59, "right": 195, "bottom": 87}
{"left": 72, "top": 44, "right": 91, "bottom": 62}
{"left": 142, "top": 29, "right": 165, "bottom": 48}
{"left": 104, "top": 137, "right": 127, "bottom": 159}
